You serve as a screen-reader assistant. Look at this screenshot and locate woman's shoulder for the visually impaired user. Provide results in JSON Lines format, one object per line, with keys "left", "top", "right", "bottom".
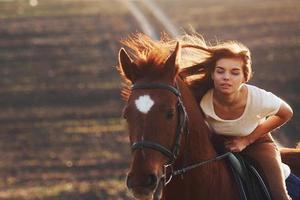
{"left": 246, "top": 84, "right": 274, "bottom": 98}
{"left": 245, "top": 84, "right": 264, "bottom": 93}
{"left": 246, "top": 84, "right": 282, "bottom": 115}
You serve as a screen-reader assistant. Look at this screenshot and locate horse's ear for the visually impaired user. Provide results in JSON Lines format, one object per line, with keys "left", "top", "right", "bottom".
{"left": 118, "top": 48, "right": 137, "bottom": 83}
{"left": 165, "top": 42, "right": 181, "bottom": 79}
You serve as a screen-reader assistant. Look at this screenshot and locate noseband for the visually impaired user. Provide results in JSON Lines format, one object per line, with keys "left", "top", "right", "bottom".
{"left": 130, "top": 82, "right": 189, "bottom": 163}
{"left": 129, "top": 82, "right": 232, "bottom": 200}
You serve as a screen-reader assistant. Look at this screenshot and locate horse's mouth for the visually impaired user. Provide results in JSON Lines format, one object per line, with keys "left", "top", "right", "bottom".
{"left": 127, "top": 171, "right": 163, "bottom": 199}
{"left": 130, "top": 186, "right": 163, "bottom": 200}
{"left": 130, "top": 187, "right": 154, "bottom": 200}
{"left": 131, "top": 190, "right": 152, "bottom": 200}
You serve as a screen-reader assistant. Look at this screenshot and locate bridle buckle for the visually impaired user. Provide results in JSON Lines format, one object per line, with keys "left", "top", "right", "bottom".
{"left": 163, "top": 163, "right": 174, "bottom": 186}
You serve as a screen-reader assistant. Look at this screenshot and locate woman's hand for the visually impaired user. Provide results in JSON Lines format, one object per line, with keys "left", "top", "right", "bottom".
{"left": 224, "top": 136, "right": 252, "bottom": 152}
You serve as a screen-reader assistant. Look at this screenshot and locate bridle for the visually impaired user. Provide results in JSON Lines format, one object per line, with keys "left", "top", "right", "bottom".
{"left": 124, "top": 43, "right": 251, "bottom": 200}
{"left": 129, "top": 81, "right": 231, "bottom": 200}
{"left": 129, "top": 43, "right": 213, "bottom": 164}
{"left": 129, "top": 44, "right": 211, "bottom": 165}
{"left": 131, "top": 82, "right": 189, "bottom": 163}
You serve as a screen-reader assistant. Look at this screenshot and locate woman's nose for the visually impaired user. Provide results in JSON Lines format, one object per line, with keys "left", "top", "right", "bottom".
{"left": 223, "top": 73, "right": 230, "bottom": 80}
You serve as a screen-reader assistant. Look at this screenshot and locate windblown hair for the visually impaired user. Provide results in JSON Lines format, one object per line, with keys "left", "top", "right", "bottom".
{"left": 118, "top": 33, "right": 252, "bottom": 102}
{"left": 178, "top": 33, "right": 252, "bottom": 102}
{"left": 118, "top": 33, "right": 174, "bottom": 101}
{"left": 121, "top": 33, "right": 172, "bottom": 67}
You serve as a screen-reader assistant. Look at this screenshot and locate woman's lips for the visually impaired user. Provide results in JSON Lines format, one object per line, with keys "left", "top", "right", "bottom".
{"left": 220, "top": 83, "right": 232, "bottom": 88}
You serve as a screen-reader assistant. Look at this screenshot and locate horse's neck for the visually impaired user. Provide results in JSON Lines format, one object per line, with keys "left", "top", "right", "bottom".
{"left": 177, "top": 78, "right": 217, "bottom": 161}
{"left": 172, "top": 78, "right": 239, "bottom": 199}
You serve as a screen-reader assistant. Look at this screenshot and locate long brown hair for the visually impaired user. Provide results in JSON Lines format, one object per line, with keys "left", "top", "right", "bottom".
{"left": 178, "top": 34, "right": 252, "bottom": 102}
{"left": 118, "top": 33, "right": 252, "bottom": 102}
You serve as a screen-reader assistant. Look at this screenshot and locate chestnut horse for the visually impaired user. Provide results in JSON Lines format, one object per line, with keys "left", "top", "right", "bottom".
{"left": 118, "top": 34, "right": 300, "bottom": 200}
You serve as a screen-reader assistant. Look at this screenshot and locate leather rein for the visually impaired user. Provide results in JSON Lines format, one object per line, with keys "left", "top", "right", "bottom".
{"left": 130, "top": 82, "right": 230, "bottom": 199}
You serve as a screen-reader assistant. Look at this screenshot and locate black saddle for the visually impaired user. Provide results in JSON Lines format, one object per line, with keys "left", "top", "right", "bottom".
{"left": 227, "top": 152, "right": 272, "bottom": 200}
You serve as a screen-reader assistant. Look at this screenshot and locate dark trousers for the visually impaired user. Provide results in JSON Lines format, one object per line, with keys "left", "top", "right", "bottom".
{"left": 213, "top": 133, "right": 291, "bottom": 200}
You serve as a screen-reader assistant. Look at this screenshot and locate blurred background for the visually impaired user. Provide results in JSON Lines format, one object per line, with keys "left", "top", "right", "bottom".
{"left": 0, "top": 0, "right": 299, "bottom": 199}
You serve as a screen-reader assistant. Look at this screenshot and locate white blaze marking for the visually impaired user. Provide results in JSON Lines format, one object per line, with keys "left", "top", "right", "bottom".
{"left": 135, "top": 95, "right": 154, "bottom": 114}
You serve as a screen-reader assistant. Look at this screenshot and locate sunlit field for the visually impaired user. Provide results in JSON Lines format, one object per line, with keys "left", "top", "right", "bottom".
{"left": 156, "top": 0, "right": 300, "bottom": 146}
{"left": 0, "top": 0, "right": 299, "bottom": 199}
{"left": 0, "top": 0, "right": 135, "bottom": 199}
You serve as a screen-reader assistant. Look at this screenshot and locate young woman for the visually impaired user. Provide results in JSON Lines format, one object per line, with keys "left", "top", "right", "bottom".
{"left": 179, "top": 35, "right": 293, "bottom": 200}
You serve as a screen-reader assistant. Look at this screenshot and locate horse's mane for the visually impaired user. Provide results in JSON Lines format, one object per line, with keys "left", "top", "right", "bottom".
{"left": 118, "top": 33, "right": 231, "bottom": 102}
{"left": 118, "top": 33, "right": 177, "bottom": 101}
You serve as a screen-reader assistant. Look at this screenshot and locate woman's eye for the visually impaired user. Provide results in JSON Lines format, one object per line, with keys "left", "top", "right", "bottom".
{"left": 166, "top": 110, "right": 175, "bottom": 119}
{"left": 231, "top": 70, "right": 240, "bottom": 75}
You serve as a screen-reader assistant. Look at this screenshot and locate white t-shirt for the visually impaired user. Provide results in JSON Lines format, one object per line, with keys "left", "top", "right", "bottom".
{"left": 200, "top": 84, "right": 282, "bottom": 136}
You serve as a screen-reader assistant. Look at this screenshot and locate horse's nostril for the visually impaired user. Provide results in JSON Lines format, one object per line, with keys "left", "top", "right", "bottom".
{"left": 146, "top": 174, "right": 158, "bottom": 188}
{"left": 126, "top": 173, "right": 158, "bottom": 190}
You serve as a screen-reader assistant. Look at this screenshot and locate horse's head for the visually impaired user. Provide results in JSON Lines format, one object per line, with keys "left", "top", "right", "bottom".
{"left": 118, "top": 38, "right": 185, "bottom": 199}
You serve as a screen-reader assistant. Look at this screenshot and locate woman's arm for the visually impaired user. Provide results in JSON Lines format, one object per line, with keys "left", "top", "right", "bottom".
{"left": 247, "top": 101, "right": 293, "bottom": 144}
{"left": 225, "top": 101, "right": 293, "bottom": 152}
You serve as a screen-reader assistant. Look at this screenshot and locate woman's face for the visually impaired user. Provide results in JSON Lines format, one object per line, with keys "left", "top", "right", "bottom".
{"left": 212, "top": 57, "right": 245, "bottom": 95}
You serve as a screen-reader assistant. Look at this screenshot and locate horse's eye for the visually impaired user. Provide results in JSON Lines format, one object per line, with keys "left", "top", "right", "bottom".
{"left": 166, "top": 110, "right": 175, "bottom": 119}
